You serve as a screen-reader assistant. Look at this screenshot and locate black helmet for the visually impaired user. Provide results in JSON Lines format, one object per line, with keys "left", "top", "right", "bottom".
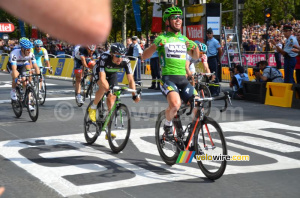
{"left": 110, "top": 42, "right": 126, "bottom": 54}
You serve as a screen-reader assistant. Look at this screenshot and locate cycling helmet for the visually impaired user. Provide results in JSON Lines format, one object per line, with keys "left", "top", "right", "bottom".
{"left": 163, "top": 7, "right": 182, "bottom": 22}
{"left": 110, "top": 42, "right": 126, "bottom": 54}
{"left": 87, "top": 45, "right": 96, "bottom": 51}
{"left": 19, "top": 37, "right": 29, "bottom": 42}
{"left": 34, "top": 39, "right": 43, "bottom": 46}
{"left": 198, "top": 43, "right": 207, "bottom": 53}
{"left": 20, "top": 39, "right": 33, "bottom": 49}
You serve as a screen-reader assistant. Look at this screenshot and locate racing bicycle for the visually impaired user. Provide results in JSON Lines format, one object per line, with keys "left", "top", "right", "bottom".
{"left": 84, "top": 86, "right": 142, "bottom": 153}
{"left": 155, "top": 92, "right": 231, "bottom": 180}
{"left": 11, "top": 72, "right": 39, "bottom": 122}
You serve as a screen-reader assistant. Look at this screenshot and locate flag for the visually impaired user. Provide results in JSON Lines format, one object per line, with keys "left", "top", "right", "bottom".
{"left": 151, "top": 3, "right": 162, "bottom": 33}
{"left": 31, "top": 25, "right": 38, "bottom": 39}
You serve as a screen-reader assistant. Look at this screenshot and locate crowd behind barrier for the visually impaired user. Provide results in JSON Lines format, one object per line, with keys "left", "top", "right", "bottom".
{"left": 0, "top": 54, "right": 138, "bottom": 85}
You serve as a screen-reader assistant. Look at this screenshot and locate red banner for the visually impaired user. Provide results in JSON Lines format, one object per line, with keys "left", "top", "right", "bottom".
{"left": 186, "top": 25, "right": 204, "bottom": 43}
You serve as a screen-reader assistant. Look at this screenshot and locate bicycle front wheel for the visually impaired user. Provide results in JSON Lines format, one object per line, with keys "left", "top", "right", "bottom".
{"left": 12, "top": 87, "right": 23, "bottom": 118}
{"left": 107, "top": 104, "right": 131, "bottom": 153}
{"left": 194, "top": 116, "right": 227, "bottom": 180}
{"left": 84, "top": 100, "right": 100, "bottom": 144}
{"left": 26, "top": 87, "right": 39, "bottom": 122}
{"left": 39, "top": 77, "right": 47, "bottom": 105}
{"left": 155, "top": 110, "right": 179, "bottom": 166}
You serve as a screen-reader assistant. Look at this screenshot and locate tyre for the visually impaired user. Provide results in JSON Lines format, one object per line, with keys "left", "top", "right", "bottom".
{"left": 11, "top": 87, "right": 23, "bottom": 118}
{"left": 39, "top": 77, "right": 47, "bottom": 105}
{"left": 198, "top": 84, "right": 211, "bottom": 116}
{"left": 84, "top": 100, "right": 100, "bottom": 144}
{"left": 194, "top": 116, "right": 227, "bottom": 180}
{"left": 107, "top": 104, "right": 131, "bottom": 153}
{"left": 155, "top": 110, "right": 180, "bottom": 165}
{"left": 26, "top": 87, "right": 39, "bottom": 122}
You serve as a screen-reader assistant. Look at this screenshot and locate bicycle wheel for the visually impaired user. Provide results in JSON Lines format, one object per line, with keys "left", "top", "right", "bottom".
{"left": 107, "top": 104, "right": 131, "bottom": 153}
{"left": 39, "top": 76, "right": 47, "bottom": 105}
{"left": 198, "top": 84, "right": 211, "bottom": 116}
{"left": 84, "top": 100, "right": 101, "bottom": 144}
{"left": 155, "top": 110, "right": 180, "bottom": 165}
{"left": 26, "top": 87, "right": 39, "bottom": 122}
{"left": 11, "top": 87, "right": 23, "bottom": 118}
{"left": 194, "top": 116, "right": 227, "bottom": 180}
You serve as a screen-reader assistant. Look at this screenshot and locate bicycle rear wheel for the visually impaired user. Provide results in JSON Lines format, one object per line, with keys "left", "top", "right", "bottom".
{"left": 11, "top": 87, "right": 23, "bottom": 118}
{"left": 194, "top": 116, "right": 227, "bottom": 180}
{"left": 26, "top": 87, "right": 39, "bottom": 122}
{"left": 84, "top": 100, "right": 100, "bottom": 144}
{"left": 39, "top": 76, "right": 47, "bottom": 105}
{"left": 155, "top": 110, "right": 180, "bottom": 166}
{"left": 198, "top": 84, "right": 211, "bottom": 116}
{"left": 107, "top": 104, "right": 131, "bottom": 153}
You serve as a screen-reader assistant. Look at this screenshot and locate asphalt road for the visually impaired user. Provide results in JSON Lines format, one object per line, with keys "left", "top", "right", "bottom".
{"left": 0, "top": 71, "right": 299, "bottom": 198}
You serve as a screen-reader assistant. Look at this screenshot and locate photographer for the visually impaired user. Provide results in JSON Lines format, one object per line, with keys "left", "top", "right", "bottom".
{"left": 254, "top": 61, "right": 284, "bottom": 83}
{"left": 229, "top": 64, "right": 249, "bottom": 99}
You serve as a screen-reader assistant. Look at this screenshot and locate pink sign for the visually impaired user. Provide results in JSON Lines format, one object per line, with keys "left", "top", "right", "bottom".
{"left": 222, "top": 53, "right": 285, "bottom": 67}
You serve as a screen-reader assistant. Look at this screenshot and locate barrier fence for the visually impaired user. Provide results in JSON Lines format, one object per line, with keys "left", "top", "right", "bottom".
{"left": 0, "top": 54, "right": 138, "bottom": 85}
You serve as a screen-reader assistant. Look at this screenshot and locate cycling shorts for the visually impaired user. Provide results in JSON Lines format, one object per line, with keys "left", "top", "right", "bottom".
{"left": 7, "top": 63, "right": 27, "bottom": 76}
{"left": 160, "top": 75, "right": 197, "bottom": 103}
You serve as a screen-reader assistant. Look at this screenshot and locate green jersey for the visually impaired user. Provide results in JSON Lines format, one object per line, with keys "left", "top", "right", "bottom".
{"left": 153, "top": 32, "right": 189, "bottom": 76}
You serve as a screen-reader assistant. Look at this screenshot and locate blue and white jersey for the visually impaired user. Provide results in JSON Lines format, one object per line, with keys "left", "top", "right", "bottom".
{"left": 9, "top": 49, "right": 36, "bottom": 67}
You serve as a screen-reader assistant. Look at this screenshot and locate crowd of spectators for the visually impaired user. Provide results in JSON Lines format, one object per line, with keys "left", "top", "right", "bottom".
{"left": 223, "top": 20, "right": 300, "bottom": 54}
{"left": 0, "top": 36, "right": 108, "bottom": 57}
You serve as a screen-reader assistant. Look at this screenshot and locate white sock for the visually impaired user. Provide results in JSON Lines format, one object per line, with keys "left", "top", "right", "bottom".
{"left": 91, "top": 103, "right": 97, "bottom": 109}
{"left": 164, "top": 120, "right": 173, "bottom": 126}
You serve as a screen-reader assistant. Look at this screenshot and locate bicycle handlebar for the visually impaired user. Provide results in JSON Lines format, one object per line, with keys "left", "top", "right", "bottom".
{"left": 186, "top": 91, "right": 232, "bottom": 115}
{"left": 112, "top": 86, "right": 142, "bottom": 96}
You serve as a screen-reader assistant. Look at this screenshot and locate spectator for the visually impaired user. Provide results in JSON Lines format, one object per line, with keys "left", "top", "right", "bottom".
{"left": 273, "top": 37, "right": 283, "bottom": 69}
{"left": 126, "top": 37, "right": 134, "bottom": 56}
{"left": 229, "top": 64, "right": 249, "bottom": 99}
{"left": 206, "top": 27, "right": 222, "bottom": 96}
{"left": 132, "top": 36, "right": 143, "bottom": 85}
{"left": 148, "top": 36, "right": 160, "bottom": 90}
{"left": 292, "top": 31, "right": 300, "bottom": 84}
{"left": 254, "top": 60, "right": 284, "bottom": 83}
{"left": 271, "top": 25, "right": 299, "bottom": 83}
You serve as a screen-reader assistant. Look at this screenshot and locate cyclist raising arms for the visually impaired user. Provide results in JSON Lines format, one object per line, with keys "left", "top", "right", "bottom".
{"left": 89, "top": 43, "right": 140, "bottom": 126}
{"left": 7, "top": 38, "right": 40, "bottom": 110}
{"left": 142, "top": 7, "right": 199, "bottom": 136}
{"left": 74, "top": 45, "right": 97, "bottom": 104}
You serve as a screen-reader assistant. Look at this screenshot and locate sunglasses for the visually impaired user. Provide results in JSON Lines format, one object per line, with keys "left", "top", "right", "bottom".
{"left": 36, "top": 45, "right": 42, "bottom": 48}
{"left": 114, "top": 54, "right": 125, "bottom": 58}
{"left": 169, "top": 15, "right": 183, "bottom": 20}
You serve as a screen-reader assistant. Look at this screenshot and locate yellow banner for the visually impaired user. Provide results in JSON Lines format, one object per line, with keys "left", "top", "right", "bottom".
{"left": 0, "top": 56, "right": 9, "bottom": 71}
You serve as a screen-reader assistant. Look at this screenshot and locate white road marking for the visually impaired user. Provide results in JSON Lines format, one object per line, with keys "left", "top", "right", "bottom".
{"left": 0, "top": 121, "right": 299, "bottom": 196}
{"left": 0, "top": 93, "right": 162, "bottom": 104}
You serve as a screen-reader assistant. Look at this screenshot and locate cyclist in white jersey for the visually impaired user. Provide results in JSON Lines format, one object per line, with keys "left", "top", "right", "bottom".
{"left": 8, "top": 39, "right": 40, "bottom": 110}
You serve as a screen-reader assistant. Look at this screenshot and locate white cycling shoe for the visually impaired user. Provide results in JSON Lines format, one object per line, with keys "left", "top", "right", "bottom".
{"left": 10, "top": 90, "right": 17, "bottom": 101}
{"left": 28, "top": 104, "right": 35, "bottom": 111}
{"left": 76, "top": 95, "right": 84, "bottom": 104}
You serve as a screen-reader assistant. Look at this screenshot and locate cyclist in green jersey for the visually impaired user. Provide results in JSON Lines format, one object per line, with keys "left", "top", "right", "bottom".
{"left": 142, "top": 7, "right": 199, "bottom": 136}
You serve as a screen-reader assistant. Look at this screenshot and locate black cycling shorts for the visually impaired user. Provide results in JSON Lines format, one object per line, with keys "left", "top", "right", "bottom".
{"left": 7, "top": 63, "right": 27, "bottom": 76}
{"left": 160, "top": 75, "right": 197, "bottom": 103}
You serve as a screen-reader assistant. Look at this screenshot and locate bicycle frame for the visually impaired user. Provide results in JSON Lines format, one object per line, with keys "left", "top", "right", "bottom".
{"left": 99, "top": 89, "right": 123, "bottom": 132}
